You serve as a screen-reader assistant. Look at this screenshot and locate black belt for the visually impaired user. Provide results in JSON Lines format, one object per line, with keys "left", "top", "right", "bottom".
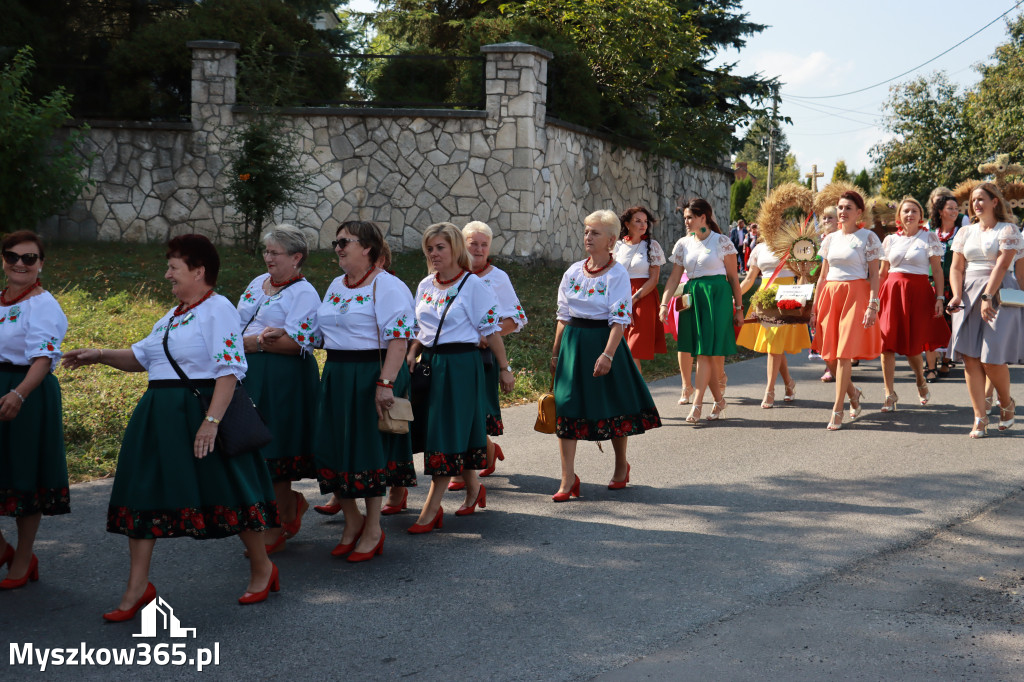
{"left": 148, "top": 379, "right": 217, "bottom": 389}
{"left": 0, "top": 362, "right": 30, "bottom": 372}
{"left": 326, "top": 349, "right": 381, "bottom": 363}
{"left": 424, "top": 343, "right": 478, "bottom": 355}
{"left": 567, "top": 317, "right": 608, "bottom": 329}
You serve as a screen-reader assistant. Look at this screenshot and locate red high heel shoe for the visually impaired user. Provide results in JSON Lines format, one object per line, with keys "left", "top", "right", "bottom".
{"left": 455, "top": 486, "right": 487, "bottom": 516}
{"left": 479, "top": 443, "right": 505, "bottom": 477}
{"left": 0, "top": 543, "right": 13, "bottom": 568}
{"left": 0, "top": 553, "right": 38, "bottom": 590}
{"left": 407, "top": 506, "right": 444, "bottom": 534}
{"left": 238, "top": 563, "right": 279, "bottom": 605}
{"left": 102, "top": 582, "right": 156, "bottom": 621}
{"left": 282, "top": 491, "right": 308, "bottom": 538}
{"left": 608, "top": 463, "right": 630, "bottom": 490}
{"left": 313, "top": 500, "right": 342, "bottom": 515}
{"left": 330, "top": 515, "right": 366, "bottom": 557}
{"left": 447, "top": 480, "right": 466, "bottom": 491}
{"left": 552, "top": 475, "right": 581, "bottom": 502}
{"left": 380, "top": 488, "right": 409, "bottom": 515}
{"left": 346, "top": 533, "right": 385, "bottom": 563}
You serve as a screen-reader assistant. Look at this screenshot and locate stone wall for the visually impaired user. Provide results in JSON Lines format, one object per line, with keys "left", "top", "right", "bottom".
{"left": 46, "top": 41, "right": 731, "bottom": 262}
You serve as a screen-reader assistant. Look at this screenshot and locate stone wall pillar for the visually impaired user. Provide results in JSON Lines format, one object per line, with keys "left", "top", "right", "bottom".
{"left": 479, "top": 42, "right": 552, "bottom": 257}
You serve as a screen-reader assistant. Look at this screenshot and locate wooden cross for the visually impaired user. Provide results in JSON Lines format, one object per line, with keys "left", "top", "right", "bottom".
{"left": 805, "top": 164, "right": 824, "bottom": 192}
{"left": 978, "top": 154, "right": 1024, "bottom": 192}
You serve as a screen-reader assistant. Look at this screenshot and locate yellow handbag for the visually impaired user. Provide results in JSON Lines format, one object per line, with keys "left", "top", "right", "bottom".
{"left": 534, "top": 376, "right": 556, "bottom": 434}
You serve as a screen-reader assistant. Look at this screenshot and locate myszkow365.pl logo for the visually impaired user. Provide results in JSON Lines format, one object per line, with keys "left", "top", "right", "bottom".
{"left": 10, "top": 596, "right": 220, "bottom": 672}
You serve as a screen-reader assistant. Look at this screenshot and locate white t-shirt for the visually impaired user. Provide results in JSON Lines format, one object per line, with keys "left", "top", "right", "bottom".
{"left": 556, "top": 260, "right": 633, "bottom": 326}
{"left": 132, "top": 295, "right": 246, "bottom": 382}
{"left": 0, "top": 291, "right": 68, "bottom": 371}
{"left": 820, "top": 229, "right": 884, "bottom": 281}
{"left": 881, "top": 230, "right": 943, "bottom": 275}
{"left": 236, "top": 274, "right": 320, "bottom": 352}
{"left": 612, "top": 239, "right": 667, "bottom": 278}
{"left": 477, "top": 265, "right": 528, "bottom": 332}
{"left": 951, "top": 222, "right": 1024, "bottom": 273}
{"left": 747, "top": 242, "right": 794, "bottom": 279}
{"left": 318, "top": 271, "right": 415, "bottom": 351}
{"left": 669, "top": 233, "right": 737, "bottom": 278}
{"left": 414, "top": 273, "right": 500, "bottom": 346}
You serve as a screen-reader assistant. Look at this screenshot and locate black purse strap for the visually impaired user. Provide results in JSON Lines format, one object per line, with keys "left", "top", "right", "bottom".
{"left": 240, "top": 277, "right": 304, "bottom": 337}
{"left": 161, "top": 319, "right": 205, "bottom": 402}
{"left": 431, "top": 273, "right": 470, "bottom": 349}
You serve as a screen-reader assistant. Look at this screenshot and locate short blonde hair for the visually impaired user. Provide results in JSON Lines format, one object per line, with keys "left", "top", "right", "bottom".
{"left": 422, "top": 222, "right": 471, "bottom": 272}
{"left": 896, "top": 196, "right": 925, "bottom": 226}
{"left": 584, "top": 209, "right": 619, "bottom": 250}
{"left": 462, "top": 221, "right": 493, "bottom": 240}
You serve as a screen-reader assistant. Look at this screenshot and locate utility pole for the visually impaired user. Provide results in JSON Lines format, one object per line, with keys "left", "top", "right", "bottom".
{"left": 765, "top": 87, "right": 779, "bottom": 195}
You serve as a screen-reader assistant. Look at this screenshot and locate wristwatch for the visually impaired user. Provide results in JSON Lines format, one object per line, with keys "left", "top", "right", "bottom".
{"left": 981, "top": 293, "right": 993, "bottom": 302}
{"left": 502, "top": 364, "right": 513, "bottom": 373}
{"left": 205, "top": 415, "right": 221, "bottom": 425}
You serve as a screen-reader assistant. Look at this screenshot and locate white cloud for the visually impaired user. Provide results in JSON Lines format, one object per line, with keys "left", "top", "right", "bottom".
{"left": 749, "top": 50, "right": 854, "bottom": 94}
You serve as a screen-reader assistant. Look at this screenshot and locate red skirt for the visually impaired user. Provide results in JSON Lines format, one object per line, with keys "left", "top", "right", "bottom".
{"left": 812, "top": 279, "right": 882, "bottom": 361}
{"left": 625, "top": 278, "right": 667, "bottom": 360}
{"left": 878, "top": 273, "right": 950, "bottom": 355}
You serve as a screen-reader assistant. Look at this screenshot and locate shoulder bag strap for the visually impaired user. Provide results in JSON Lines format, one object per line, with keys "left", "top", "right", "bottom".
{"left": 161, "top": 319, "right": 204, "bottom": 402}
{"left": 241, "top": 277, "right": 304, "bottom": 337}
{"left": 431, "top": 273, "right": 470, "bottom": 349}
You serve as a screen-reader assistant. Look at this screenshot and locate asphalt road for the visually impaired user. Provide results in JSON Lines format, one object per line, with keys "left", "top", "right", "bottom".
{"left": 2, "top": 353, "right": 1022, "bottom": 681}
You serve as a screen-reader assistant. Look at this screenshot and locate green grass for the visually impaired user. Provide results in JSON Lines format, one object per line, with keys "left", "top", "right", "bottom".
{"left": 42, "top": 242, "right": 754, "bottom": 482}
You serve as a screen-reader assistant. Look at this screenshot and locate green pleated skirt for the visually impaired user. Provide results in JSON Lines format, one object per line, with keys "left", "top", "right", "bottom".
{"left": 313, "top": 359, "right": 417, "bottom": 498}
{"left": 482, "top": 356, "right": 503, "bottom": 436}
{"left": 107, "top": 384, "right": 278, "bottom": 539}
{"left": 0, "top": 369, "right": 69, "bottom": 516}
{"left": 677, "top": 274, "right": 738, "bottom": 356}
{"left": 415, "top": 349, "right": 489, "bottom": 476}
{"left": 243, "top": 352, "right": 319, "bottom": 482}
{"left": 554, "top": 326, "right": 662, "bottom": 440}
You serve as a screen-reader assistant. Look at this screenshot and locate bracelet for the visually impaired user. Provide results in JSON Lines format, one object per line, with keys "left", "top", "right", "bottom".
{"left": 659, "top": 303, "right": 668, "bottom": 308}
{"left": 205, "top": 415, "right": 220, "bottom": 425}
{"left": 8, "top": 389, "right": 24, "bottom": 403}
{"left": 869, "top": 297, "right": 880, "bottom": 304}
{"left": 376, "top": 380, "right": 394, "bottom": 389}
{"left": 936, "top": 295, "right": 944, "bottom": 301}
{"left": 866, "top": 305, "right": 878, "bottom": 312}
{"left": 600, "top": 352, "right": 613, "bottom": 362}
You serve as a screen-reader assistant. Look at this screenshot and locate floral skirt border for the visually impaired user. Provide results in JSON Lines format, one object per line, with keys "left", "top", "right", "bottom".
{"left": 267, "top": 455, "right": 317, "bottom": 483}
{"left": 107, "top": 502, "right": 279, "bottom": 539}
{"left": 486, "top": 414, "right": 504, "bottom": 437}
{"left": 1, "top": 487, "right": 70, "bottom": 517}
{"left": 317, "top": 462, "right": 418, "bottom": 498}
{"left": 424, "top": 448, "right": 487, "bottom": 476}
{"left": 555, "top": 408, "right": 662, "bottom": 441}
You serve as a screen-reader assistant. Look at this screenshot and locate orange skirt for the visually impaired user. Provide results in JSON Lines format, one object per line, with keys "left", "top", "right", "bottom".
{"left": 812, "top": 279, "right": 882, "bottom": 361}
{"left": 625, "top": 278, "right": 667, "bottom": 361}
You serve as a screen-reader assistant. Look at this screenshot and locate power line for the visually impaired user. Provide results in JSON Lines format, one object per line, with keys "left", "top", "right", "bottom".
{"left": 783, "top": 0, "right": 1022, "bottom": 100}
{"left": 788, "top": 125, "right": 879, "bottom": 137}
{"left": 787, "top": 99, "right": 879, "bottom": 127}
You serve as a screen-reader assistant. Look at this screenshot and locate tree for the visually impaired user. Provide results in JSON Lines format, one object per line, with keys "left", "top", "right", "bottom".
{"left": 735, "top": 116, "right": 790, "bottom": 167}
{"left": 0, "top": 47, "right": 92, "bottom": 230}
{"left": 831, "top": 160, "right": 849, "bottom": 184}
{"left": 740, "top": 153, "right": 800, "bottom": 223}
{"left": 854, "top": 169, "right": 872, "bottom": 196}
{"left": 971, "top": 13, "right": 1024, "bottom": 159}
{"left": 730, "top": 177, "right": 752, "bottom": 222}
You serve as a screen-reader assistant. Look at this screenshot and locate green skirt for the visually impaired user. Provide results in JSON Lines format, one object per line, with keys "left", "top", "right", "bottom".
{"left": 313, "top": 359, "right": 417, "bottom": 498}
{"left": 243, "top": 352, "right": 319, "bottom": 482}
{"left": 416, "top": 349, "right": 489, "bottom": 476}
{"left": 554, "top": 325, "right": 662, "bottom": 441}
{"left": 0, "top": 370, "right": 69, "bottom": 517}
{"left": 677, "top": 274, "right": 738, "bottom": 356}
{"left": 107, "top": 384, "right": 278, "bottom": 540}
{"left": 482, "top": 356, "right": 503, "bottom": 436}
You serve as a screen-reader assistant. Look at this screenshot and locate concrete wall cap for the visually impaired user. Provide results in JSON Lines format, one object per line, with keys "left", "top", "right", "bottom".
{"left": 186, "top": 40, "right": 241, "bottom": 51}
{"left": 479, "top": 42, "right": 554, "bottom": 60}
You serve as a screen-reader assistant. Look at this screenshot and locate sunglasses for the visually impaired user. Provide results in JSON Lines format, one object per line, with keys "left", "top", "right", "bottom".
{"left": 332, "top": 238, "right": 360, "bottom": 249}
{"left": 2, "top": 251, "right": 40, "bottom": 266}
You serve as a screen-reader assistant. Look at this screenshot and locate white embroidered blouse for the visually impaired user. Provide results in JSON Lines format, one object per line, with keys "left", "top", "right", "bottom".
{"left": 612, "top": 239, "right": 667, "bottom": 278}
{"left": 819, "top": 229, "right": 884, "bottom": 281}
{"left": 556, "top": 260, "right": 632, "bottom": 327}
{"left": 747, "top": 242, "right": 795, "bottom": 279}
{"left": 951, "top": 222, "right": 1024, "bottom": 273}
{"left": 236, "top": 274, "right": 320, "bottom": 353}
{"left": 880, "top": 230, "right": 943, "bottom": 275}
{"left": 669, "top": 233, "right": 737, "bottom": 278}
{"left": 0, "top": 292, "right": 68, "bottom": 371}
{"left": 131, "top": 294, "right": 246, "bottom": 382}
{"left": 414, "top": 273, "right": 500, "bottom": 346}
{"left": 477, "top": 265, "right": 528, "bottom": 332}
{"left": 318, "top": 271, "right": 416, "bottom": 350}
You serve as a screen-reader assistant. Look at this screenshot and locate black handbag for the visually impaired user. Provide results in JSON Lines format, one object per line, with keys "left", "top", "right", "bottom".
{"left": 161, "top": 321, "right": 273, "bottom": 458}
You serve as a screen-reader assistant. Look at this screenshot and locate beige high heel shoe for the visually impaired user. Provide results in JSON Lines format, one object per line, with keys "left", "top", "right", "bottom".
{"left": 969, "top": 417, "right": 989, "bottom": 438}
{"left": 707, "top": 399, "right": 727, "bottom": 421}
{"left": 761, "top": 389, "right": 775, "bottom": 409}
{"left": 783, "top": 381, "right": 796, "bottom": 402}
{"left": 826, "top": 411, "right": 843, "bottom": 431}
{"left": 678, "top": 386, "right": 695, "bottom": 405}
{"left": 685, "top": 403, "right": 703, "bottom": 424}
{"left": 849, "top": 386, "right": 864, "bottom": 420}
{"left": 881, "top": 392, "right": 898, "bottom": 413}
{"left": 999, "top": 398, "right": 1016, "bottom": 431}
{"left": 917, "top": 381, "right": 931, "bottom": 406}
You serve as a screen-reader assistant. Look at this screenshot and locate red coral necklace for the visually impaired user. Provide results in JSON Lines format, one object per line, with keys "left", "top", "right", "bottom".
{"left": 173, "top": 288, "right": 214, "bottom": 316}
{"left": 435, "top": 270, "right": 466, "bottom": 286}
{"left": 471, "top": 259, "right": 491, "bottom": 276}
{"left": 345, "top": 267, "right": 375, "bottom": 289}
{"left": 269, "top": 273, "right": 304, "bottom": 288}
{"left": 0, "top": 279, "right": 41, "bottom": 306}
{"left": 583, "top": 256, "right": 613, "bottom": 275}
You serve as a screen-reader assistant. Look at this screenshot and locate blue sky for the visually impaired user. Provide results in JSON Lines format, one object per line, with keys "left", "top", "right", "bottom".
{"left": 344, "top": 0, "right": 1021, "bottom": 181}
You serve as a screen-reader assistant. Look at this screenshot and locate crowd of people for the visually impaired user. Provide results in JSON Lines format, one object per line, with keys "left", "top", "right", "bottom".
{"left": 1, "top": 184, "right": 1021, "bottom": 619}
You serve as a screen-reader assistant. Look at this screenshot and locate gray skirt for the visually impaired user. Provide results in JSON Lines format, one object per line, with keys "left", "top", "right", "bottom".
{"left": 950, "top": 270, "right": 1024, "bottom": 364}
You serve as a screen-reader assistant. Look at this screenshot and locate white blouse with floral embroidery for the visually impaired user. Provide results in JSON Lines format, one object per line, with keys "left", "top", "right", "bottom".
{"left": 414, "top": 273, "right": 500, "bottom": 346}
{"left": 477, "top": 265, "right": 528, "bottom": 332}
{"left": 318, "top": 271, "right": 415, "bottom": 351}
{"left": 236, "top": 274, "right": 320, "bottom": 352}
{"left": 613, "top": 238, "right": 666, "bottom": 278}
{"left": 819, "top": 228, "right": 884, "bottom": 281}
{"left": 0, "top": 291, "right": 68, "bottom": 371}
{"left": 952, "top": 222, "right": 1024, "bottom": 273}
{"left": 669, "top": 233, "right": 736, "bottom": 278}
{"left": 556, "top": 260, "right": 633, "bottom": 327}
{"left": 131, "top": 294, "right": 246, "bottom": 381}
